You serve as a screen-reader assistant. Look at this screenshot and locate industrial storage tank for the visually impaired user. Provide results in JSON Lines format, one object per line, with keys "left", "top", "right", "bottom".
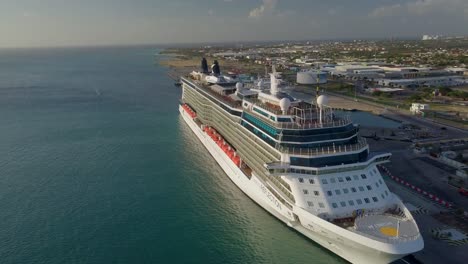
{"left": 297, "top": 70, "right": 328, "bottom": 84}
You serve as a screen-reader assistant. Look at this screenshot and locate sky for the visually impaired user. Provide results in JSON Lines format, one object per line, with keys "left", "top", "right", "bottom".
{"left": 0, "top": 0, "right": 467, "bottom": 48}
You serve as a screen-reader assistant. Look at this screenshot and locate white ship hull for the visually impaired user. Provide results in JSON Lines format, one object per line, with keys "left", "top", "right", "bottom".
{"left": 180, "top": 105, "right": 422, "bottom": 264}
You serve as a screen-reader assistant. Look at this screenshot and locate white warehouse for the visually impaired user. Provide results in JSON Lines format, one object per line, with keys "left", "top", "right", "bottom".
{"left": 297, "top": 70, "right": 327, "bottom": 85}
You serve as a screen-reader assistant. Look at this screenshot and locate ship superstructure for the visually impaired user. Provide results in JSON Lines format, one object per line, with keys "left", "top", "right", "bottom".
{"left": 179, "top": 60, "right": 423, "bottom": 264}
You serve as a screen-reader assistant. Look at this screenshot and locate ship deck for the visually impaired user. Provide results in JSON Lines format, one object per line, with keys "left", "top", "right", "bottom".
{"left": 184, "top": 77, "right": 243, "bottom": 109}
{"left": 353, "top": 214, "right": 420, "bottom": 243}
{"left": 183, "top": 77, "right": 354, "bottom": 130}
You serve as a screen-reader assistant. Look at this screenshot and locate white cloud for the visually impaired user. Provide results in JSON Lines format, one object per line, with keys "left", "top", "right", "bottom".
{"left": 249, "top": 0, "right": 278, "bottom": 18}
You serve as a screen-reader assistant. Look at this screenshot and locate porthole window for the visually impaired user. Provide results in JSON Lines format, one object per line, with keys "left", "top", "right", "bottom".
{"left": 348, "top": 200, "right": 355, "bottom": 206}
{"left": 318, "top": 202, "right": 325, "bottom": 208}
{"left": 372, "top": 197, "right": 378, "bottom": 202}
{"left": 307, "top": 201, "right": 314, "bottom": 207}
{"left": 327, "top": 191, "right": 333, "bottom": 196}
{"left": 309, "top": 179, "right": 315, "bottom": 184}
{"left": 351, "top": 187, "right": 357, "bottom": 193}
{"left": 303, "top": 189, "right": 309, "bottom": 195}
{"left": 340, "top": 201, "right": 346, "bottom": 207}
{"left": 364, "top": 198, "right": 370, "bottom": 204}
{"left": 338, "top": 177, "right": 344, "bottom": 183}
{"left": 298, "top": 178, "right": 304, "bottom": 183}
{"left": 366, "top": 185, "right": 372, "bottom": 190}
{"left": 357, "top": 199, "right": 363, "bottom": 205}
{"left": 361, "top": 174, "right": 367, "bottom": 179}
{"left": 343, "top": 188, "right": 349, "bottom": 194}
{"left": 314, "top": 191, "right": 320, "bottom": 196}
{"left": 345, "top": 176, "right": 352, "bottom": 182}
{"left": 322, "top": 179, "right": 328, "bottom": 184}
{"left": 335, "top": 189, "right": 341, "bottom": 195}
{"left": 332, "top": 203, "right": 338, "bottom": 208}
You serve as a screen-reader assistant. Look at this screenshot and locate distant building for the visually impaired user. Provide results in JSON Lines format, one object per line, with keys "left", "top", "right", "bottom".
{"left": 296, "top": 70, "right": 327, "bottom": 85}
{"left": 366, "top": 87, "right": 404, "bottom": 94}
{"left": 422, "top": 35, "right": 440, "bottom": 41}
{"left": 410, "top": 103, "right": 429, "bottom": 115}
{"left": 378, "top": 75, "right": 464, "bottom": 88}
{"left": 445, "top": 67, "right": 467, "bottom": 75}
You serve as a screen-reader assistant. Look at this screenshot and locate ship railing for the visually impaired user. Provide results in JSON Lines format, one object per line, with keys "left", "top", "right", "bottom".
{"left": 244, "top": 98, "right": 283, "bottom": 115}
{"left": 243, "top": 108, "right": 352, "bottom": 130}
{"left": 280, "top": 118, "right": 352, "bottom": 130}
{"left": 277, "top": 138, "right": 368, "bottom": 156}
{"left": 353, "top": 229, "right": 421, "bottom": 244}
{"left": 353, "top": 210, "right": 420, "bottom": 244}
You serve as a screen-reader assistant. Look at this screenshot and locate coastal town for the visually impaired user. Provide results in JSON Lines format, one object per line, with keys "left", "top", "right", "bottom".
{"left": 162, "top": 36, "right": 468, "bottom": 264}
{"left": 162, "top": 36, "right": 468, "bottom": 131}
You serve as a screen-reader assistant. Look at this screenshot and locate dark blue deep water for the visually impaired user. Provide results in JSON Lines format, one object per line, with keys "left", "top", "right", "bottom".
{"left": 0, "top": 46, "right": 344, "bottom": 264}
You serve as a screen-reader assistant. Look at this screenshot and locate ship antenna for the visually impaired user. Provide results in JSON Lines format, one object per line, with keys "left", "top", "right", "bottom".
{"left": 316, "top": 75, "right": 320, "bottom": 98}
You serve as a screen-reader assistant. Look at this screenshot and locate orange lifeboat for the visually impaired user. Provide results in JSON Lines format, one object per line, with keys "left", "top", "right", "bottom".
{"left": 233, "top": 156, "right": 241, "bottom": 167}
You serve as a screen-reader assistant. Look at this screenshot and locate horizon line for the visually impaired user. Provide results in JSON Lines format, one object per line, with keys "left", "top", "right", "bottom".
{"left": 0, "top": 36, "right": 434, "bottom": 50}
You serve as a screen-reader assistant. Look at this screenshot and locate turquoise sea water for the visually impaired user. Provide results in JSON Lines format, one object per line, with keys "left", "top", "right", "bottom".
{"left": 0, "top": 46, "right": 346, "bottom": 264}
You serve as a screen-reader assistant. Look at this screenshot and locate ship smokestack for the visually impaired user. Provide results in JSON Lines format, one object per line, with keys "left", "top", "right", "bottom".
{"left": 212, "top": 60, "right": 221, "bottom": 76}
{"left": 201, "top": 58, "right": 209, "bottom": 74}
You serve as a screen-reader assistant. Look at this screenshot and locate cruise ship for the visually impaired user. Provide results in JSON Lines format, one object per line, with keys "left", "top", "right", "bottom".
{"left": 178, "top": 59, "right": 423, "bottom": 264}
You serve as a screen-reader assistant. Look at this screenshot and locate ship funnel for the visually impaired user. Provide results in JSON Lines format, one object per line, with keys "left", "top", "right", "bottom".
{"left": 212, "top": 60, "right": 221, "bottom": 76}
{"left": 201, "top": 58, "right": 209, "bottom": 74}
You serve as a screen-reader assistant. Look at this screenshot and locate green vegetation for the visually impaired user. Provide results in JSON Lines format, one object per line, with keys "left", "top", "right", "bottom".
{"left": 372, "top": 90, "right": 393, "bottom": 98}
{"left": 406, "top": 94, "right": 422, "bottom": 103}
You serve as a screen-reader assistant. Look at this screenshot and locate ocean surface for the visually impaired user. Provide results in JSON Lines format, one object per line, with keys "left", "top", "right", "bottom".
{"left": 0, "top": 46, "right": 349, "bottom": 264}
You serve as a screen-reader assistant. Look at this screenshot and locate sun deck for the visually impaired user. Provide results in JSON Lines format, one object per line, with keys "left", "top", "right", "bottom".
{"left": 182, "top": 77, "right": 242, "bottom": 109}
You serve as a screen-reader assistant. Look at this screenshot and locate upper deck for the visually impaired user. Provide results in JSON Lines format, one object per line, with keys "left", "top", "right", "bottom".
{"left": 182, "top": 76, "right": 352, "bottom": 131}
{"left": 182, "top": 77, "right": 242, "bottom": 110}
